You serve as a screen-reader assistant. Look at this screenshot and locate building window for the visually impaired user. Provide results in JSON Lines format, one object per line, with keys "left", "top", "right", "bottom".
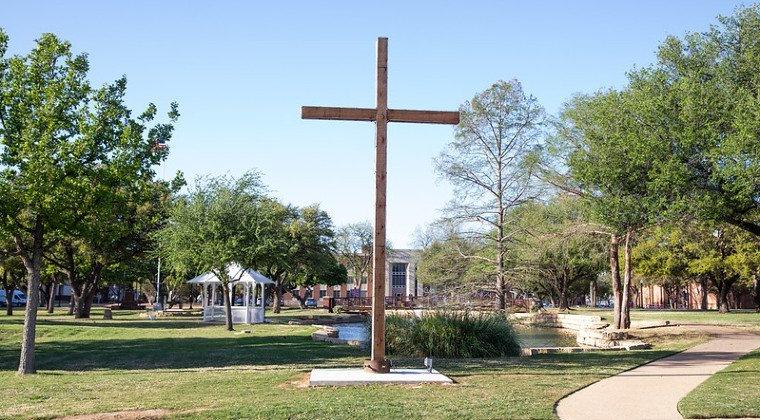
{"left": 347, "top": 276, "right": 354, "bottom": 285}
{"left": 305, "top": 289, "right": 313, "bottom": 298}
{"left": 333, "top": 289, "right": 341, "bottom": 299}
{"left": 360, "top": 290, "right": 367, "bottom": 298}
{"left": 391, "top": 263, "right": 407, "bottom": 287}
{"left": 319, "top": 289, "right": 326, "bottom": 298}
{"left": 361, "top": 275, "right": 368, "bottom": 284}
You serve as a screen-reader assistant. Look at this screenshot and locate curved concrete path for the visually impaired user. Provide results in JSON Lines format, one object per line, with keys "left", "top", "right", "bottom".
{"left": 556, "top": 330, "right": 760, "bottom": 420}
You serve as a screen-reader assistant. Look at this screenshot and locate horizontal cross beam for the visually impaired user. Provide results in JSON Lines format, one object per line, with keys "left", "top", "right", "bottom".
{"left": 302, "top": 106, "right": 460, "bottom": 125}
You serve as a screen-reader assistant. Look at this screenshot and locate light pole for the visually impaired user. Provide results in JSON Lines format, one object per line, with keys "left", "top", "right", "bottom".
{"left": 156, "top": 257, "right": 162, "bottom": 310}
{"left": 155, "top": 137, "right": 167, "bottom": 310}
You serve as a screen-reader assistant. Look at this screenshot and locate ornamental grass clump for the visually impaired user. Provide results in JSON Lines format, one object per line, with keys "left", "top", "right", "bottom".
{"left": 385, "top": 311, "right": 521, "bottom": 358}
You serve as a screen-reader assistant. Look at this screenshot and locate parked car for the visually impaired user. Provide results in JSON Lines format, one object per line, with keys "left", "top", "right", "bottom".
{"left": 0, "top": 290, "right": 27, "bottom": 307}
{"left": 304, "top": 298, "right": 317, "bottom": 308}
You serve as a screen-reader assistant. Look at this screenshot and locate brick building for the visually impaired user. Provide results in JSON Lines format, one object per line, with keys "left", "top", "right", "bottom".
{"left": 639, "top": 282, "right": 755, "bottom": 310}
{"left": 283, "top": 249, "right": 421, "bottom": 307}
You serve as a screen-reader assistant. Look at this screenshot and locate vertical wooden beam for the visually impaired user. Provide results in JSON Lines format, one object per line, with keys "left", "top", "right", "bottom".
{"left": 365, "top": 37, "right": 391, "bottom": 373}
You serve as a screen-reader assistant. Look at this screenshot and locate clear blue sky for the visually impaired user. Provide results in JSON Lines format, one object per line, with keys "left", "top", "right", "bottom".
{"left": 3, "top": 0, "right": 748, "bottom": 247}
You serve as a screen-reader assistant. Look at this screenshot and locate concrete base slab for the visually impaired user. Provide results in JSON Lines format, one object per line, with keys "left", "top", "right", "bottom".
{"left": 309, "top": 368, "right": 453, "bottom": 386}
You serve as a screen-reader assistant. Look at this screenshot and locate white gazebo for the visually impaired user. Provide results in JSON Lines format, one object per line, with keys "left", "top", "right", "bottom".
{"left": 188, "top": 264, "right": 274, "bottom": 324}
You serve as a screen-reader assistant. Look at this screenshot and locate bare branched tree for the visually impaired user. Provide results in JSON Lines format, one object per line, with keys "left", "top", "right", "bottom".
{"left": 435, "top": 80, "right": 545, "bottom": 309}
{"left": 334, "top": 222, "right": 373, "bottom": 289}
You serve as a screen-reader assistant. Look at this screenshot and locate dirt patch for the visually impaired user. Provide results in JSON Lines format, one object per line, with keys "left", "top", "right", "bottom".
{"left": 630, "top": 324, "right": 760, "bottom": 349}
{"left": 634, "top": 324, "right": 750, "bottom": 337}
{"left": 278, "top": 372, "right": 311, "bottom": 389}
{"left": 59, "top": 409, "right": 172, "bottom": 420}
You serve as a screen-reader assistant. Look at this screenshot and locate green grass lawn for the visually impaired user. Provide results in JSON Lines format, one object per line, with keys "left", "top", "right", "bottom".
{"left": 678, "top": 349, "right": 760, "bottom": 419}
{"left": 0, "top": 308, "right": 706, "bottom": 419}
{"left": 570, "top": 308, "right": 760, "bottom": 328}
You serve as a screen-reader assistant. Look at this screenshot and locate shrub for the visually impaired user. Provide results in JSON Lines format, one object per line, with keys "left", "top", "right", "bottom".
{"left": 385, "top": 311, "right": 521, "bottom": 358}
{"left": 333, "top": 305, "right": 345, "bottom": 314}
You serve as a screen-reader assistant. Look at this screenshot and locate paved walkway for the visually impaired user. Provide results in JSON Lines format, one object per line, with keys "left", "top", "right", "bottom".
{"left": 556, "top": 330, "right": 760, "bottom": 420}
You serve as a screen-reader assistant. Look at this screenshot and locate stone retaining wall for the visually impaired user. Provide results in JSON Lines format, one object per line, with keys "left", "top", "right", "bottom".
{"left": 511, "top": 312, "right": 607, "bottom": 331}
{"left": 575, "top": 328, "right": 650, "bottom": 349}
{"left": 511, "top": 312, "right": 650, "bottom": 351}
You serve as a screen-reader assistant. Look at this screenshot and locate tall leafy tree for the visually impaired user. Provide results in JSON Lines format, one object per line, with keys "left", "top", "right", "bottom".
{"left": 436, "top": 80, "right": 545, "bottom": 309}
{"left": 548, "top": 5, "right": 760, "bottom": 322}
{"left": 634, "top": 221, "right": 759, "bottom": 312}
{"left": 547, "top": 74, "right": 677, "bottom": 328}
{"left": 156, "top": 173, "right": 269, "bottom": 330}
{"left": 683, "top": 222, "right": 758, "bottom": 313}
{"left": 0, "top": 240, "right": 24, "bottom": 316}
{"left": 416, "top": 231, "right": 491, "bottom": 297}
{"left": 46, "top": 178, "right": 175, "bottom": 318}
{"left": 511, "top": 198, "right": 607, "bottom": 310}
{"left": 639, "top": 6, "right": 760, "bottom": 236}
{"left": 0, "top": 30, "right": 177, "bottom": 373}
{"left": 634, "top": 225, "right": 703, "bottom": 309}
{"left": 261, "top": 203, "right": 347, "bottom": 312}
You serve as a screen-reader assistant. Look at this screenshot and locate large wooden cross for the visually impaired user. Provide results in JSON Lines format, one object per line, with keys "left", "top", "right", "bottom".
{"left": 302, "top": 37, "right": 459, "bottom": 373}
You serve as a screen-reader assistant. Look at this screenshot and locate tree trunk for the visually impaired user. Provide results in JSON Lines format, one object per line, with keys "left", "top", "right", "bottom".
{"left": 73, "top": 291, "right": 95, "bottom": 319}
{"left": 289, "top": 288, "right": 307, "bottom": 309}
{"left": 557, "top": 276, "right": 568, "bottom": 310}
{"left": 495, "top": 235, "right": 506, "bottom": 311}
{"left": 753, "top": 276, "right": 759, "bottom": 313}
{"left": 699, "top": 277, "right": 708, "bottom": 311}
{"left": 609, "top": 234, "right": 622, "bottom": 329}
{"left": 222, "top": 282, "right": 234, "bottom": 331}
{"left": 16, "top": 222, "right": 44, "bottom": 375}
{"left": 4, "top": 286, "right": 13, "bottom": 316}
{"left": 71, "top": 265, "right": 103, "bottom": 319}
{"left": 493, "top": 185, "right": 506, "bottom": 311}
{"left": 46, "top": 282, "right": 55, "bottom": 314}
{"left": 717, "top": 283, "right": 730, "bottom": 314}
{"left": 620, "top": 230, "right": 632, "bottom": 329}
{"left": 273, "top": 283, "right": 283, "bottom": 314}
{"left": 495, "top": 270, "right": 506, "bottom": 310}
{"left": 558, "top": 288, "right": 568, "bottom": 310}
{"left": 18, "top": 265, "right": 40, "bottom": 374}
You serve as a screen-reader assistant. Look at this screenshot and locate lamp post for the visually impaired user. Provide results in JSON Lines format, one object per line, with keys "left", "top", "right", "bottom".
{"left": 156, "top": 257, "right": 162, "bottom": 310}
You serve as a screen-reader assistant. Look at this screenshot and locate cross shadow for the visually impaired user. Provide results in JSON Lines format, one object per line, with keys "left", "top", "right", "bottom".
{"left": 0, "top": 317, "right": 207, "bottom": 330}
{"left": 648, "top": 350, "right": 760, "bottom": 366}
{"left": 388, "top": 350, "right": 678, "bottom": 376}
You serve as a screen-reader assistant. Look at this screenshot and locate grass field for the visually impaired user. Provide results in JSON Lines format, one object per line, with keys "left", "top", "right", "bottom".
{"left": 0, "top": 308, "right": 716, "bottom": 419}
{"left": 679, "top": 349, "right": 760, "bottom": 419}
{"left": 570, "top": 308, "right": 760, "bottom": 328}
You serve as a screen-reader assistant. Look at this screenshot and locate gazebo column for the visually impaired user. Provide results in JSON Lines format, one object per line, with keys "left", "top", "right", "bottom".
{"left": 259, "top": 283, "right": 266, "bottom": 323}
{"left": 201, "top": 284, "right": 207, "bottom": 321}
{"left": 244, "top": 284, "right": 251, "bottom": 323}
{"left": 210, "top": 283, "right": 217, "bottom": 321}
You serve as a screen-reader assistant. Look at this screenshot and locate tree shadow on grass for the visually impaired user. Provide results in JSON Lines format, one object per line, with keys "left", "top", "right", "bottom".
{"left": 408, "top": 350, "right": 679, "bottom": 376}
{"left": 266, "top": 314, "right": 367, "bottom": 326}
{"left": 0, "top": 334, "right": 366, "bottom": 372}
{"left": 0, "top": 317, "right": 218, "bottom": 330}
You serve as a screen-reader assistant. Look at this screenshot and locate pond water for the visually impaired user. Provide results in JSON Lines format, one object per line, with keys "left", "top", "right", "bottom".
{"left": 336, "top": 323, "right": 369, "bottom": 341}
{"left": 514, "top": 326, "right": 577, "bottom": 348}
{"left": 334, "top": 323, "right": 577, "bottom": 348}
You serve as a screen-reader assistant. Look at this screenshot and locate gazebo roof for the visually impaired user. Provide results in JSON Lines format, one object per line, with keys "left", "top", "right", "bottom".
{"left": 187, "top": 263, "right": 274, "bottom": 285}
